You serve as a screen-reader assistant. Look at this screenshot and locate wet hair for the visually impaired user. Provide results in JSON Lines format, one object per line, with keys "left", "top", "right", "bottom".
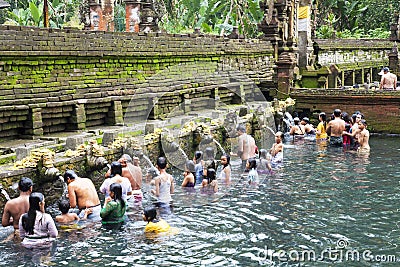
{"left": 204, "top": 147, "right": 215, "bottom": 160}
{"left": 236, "top": 124, "right": 246, "bottom": 133}
{"left": 64, "top": 170, "right": 78, "bottom": 181}
{"left": 185, "top": 160, "right": 196, "bottom": 177}
{"left": 259, "top": 149, "right": 268, "bottom": 159}
{"left": 143, "top": 206, "right": 157, "bottom": 222}
{"left": 156, "top": 157, "right": 167, "bottom": 169}
{"left": 194, "top": 151, "right": 203, "bottom": 162}
{"left": 293, "top": 117, "right": 300, "bottom": 125}
{"left": 333, "top": 109, "right": 341, "bottom": 117}
{"left": 21, "top": 192, "right": 44, "bottom": 235}
{"left": 220, "top": 154, "right": 230, "bottom": 169}
{"left": 110, "top": 161, "right": 123, "bottom": 177}
{"left": 247, "top": 158, "right": 257, "bottom": 170}
{"left": 302, "top": 117, "right": 310, "bottom": 124}
{"left": 58, "top": 199, "right": 70, "bottom": 214}
{"left": 121, "top": 154, "right": 132, "bottom": 163}
{"left": 341, "top": 112, "right": 352, "bottom": 124}
{"left": 147, "top": 166, "right": 159, "bottom": 179}
{"left": 110, "top": 182, "right": 125, "bottom": 211}
{"left": 206, "top": 168, "right": 216, "bottom": 184}
{"left": 360, "top": 119, "right": 367, "bottom": 126}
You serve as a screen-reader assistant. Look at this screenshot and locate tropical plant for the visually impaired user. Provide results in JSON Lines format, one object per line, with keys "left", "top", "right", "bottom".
{"left": 159, "top": 0, "right": 264, "bottom": 38}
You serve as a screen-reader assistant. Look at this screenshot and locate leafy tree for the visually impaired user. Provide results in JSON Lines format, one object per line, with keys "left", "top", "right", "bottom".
{"left": 159, "top": 0, "right": 264, "bottom": 38}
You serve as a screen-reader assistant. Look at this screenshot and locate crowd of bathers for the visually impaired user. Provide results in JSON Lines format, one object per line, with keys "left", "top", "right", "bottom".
{"left": 2, "top": 122, "right": 291, "bottom": 247}
{"left": 289, "top": 108, "right": 370, "bottom": 152}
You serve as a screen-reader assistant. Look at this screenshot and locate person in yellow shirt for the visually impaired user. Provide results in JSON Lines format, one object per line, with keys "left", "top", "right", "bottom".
{"left": 143, "top": 206, "right": 178, "bottom": 234}
{"left": 316, "top": 112, "right": 328, "bottom": 140}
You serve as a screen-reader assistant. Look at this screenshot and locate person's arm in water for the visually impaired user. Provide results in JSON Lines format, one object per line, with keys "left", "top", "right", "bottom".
{"left": 82, "top": 208, "right": 92, "bottom": 220}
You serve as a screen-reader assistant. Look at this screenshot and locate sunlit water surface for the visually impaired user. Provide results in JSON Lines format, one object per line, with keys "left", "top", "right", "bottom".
{"left": 1, "top": 136, "right": 400, "bottom": 266}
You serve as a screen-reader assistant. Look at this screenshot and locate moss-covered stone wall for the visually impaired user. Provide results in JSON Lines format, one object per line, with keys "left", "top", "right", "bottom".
{"left": 0, "top": 25, "right": 275, "bottom": 140}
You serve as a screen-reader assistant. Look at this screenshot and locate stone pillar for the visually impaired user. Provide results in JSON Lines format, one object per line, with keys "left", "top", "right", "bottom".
{"left": 107, "top": 100, "right": 124, "bottom": 125}
{"left": 31, "top": 107, "right": 43, "bottom": 137}
{"left": 140, "top": 0, "right": 159, "bottom": 33}
{"left": 389, "top": 12, "right": 399, "bottom": 41}
{"left": 125, "top": 0, "right": 141, "bottom": 32}
{"left": 297, "top": 0, "right": 312, "bottom": 68}
{"left": 277, "top": 52, "right": 297, "bottom": 98}
{"left": 102, "top": 0, "right": 115, "bottom": 31}
{"left": 89, "top": 0, "right": 103, "bottom": 30}
{"left": 388, "top": 42, "right": 399, "bottom": 76}
{"left": 73, "top": 101, "right": 86, "bottom": 130}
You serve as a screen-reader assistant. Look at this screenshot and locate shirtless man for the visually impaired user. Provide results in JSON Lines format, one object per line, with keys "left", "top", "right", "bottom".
{"left": 356, "top": 120, "right": 370, "bottom": 153}
{"left": 326, "top": 109, "right": 345, "bottom": 147}
{"left": 2, "top": 177, "right": 33, "bottom": 238}
{"left": 64, "top": 170, "right": 101, "bottom": 220}
{"left": 119, "top": 154, "right": 143, "bottom": 201}
{"left": 236, "top": 124, "right": 256, "bottom": 171}
{"left": 379, "top": 67, "right": 397, "bottom": 90}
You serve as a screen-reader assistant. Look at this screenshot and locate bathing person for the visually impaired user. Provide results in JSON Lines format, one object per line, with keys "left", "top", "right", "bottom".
{"left": 18, "top": 192, "right": 58, "bottom": 248}
{"left": 315, "top": 112, "right": 328, "bottom": 140}
{"left": 100, "top": 183, "right": 127, "bottom": 226}
{"left": 203, "top": 147, "right": 217, "bottom": 178}
{"left": 236, "top": 124, "right": 256, "bottom": 171}
{"left": 193, "top": 151, "right": 204, "bottom": 185}
{"left": 201, "top": 168, "right": 218, "bottom": 193}
{"left": 105, "top": 154, "right": 142, "bottom": 201}
{"left": 246, "top": 158, "right": 259, "bottom": 184}
{"left": 64, "top": 170, "right": 101, "bottom": 221}
{"left": 143, "top": 206, "right": 172, "bottom": 233}
{"left": 379, "top": 67, "right": 397, "bottom": 90}
{"left": 181, "top": 160, "right": 196, "bottom": 187}
{"left": 357, "top": 120, "right": 370, "bottom": 153}
{"left": 55, "top": 199, "right": 91, "bottom": 224}
{"left": 2, "top": 177, "right": 33, "bottom": 238}
{"left": 341, "top": 112, "right": 353, "bottom": 148}
{"left": 326, "top": 109, "right": 345, "bottom": 147}
{"left": 289, "top": 117, "right": 305, "bottom": 137}
{"left": 100, "top": 161, "right": 132, "bottom": 199}
{"left": 119, "top": 154, "right": 143, "bottom": 200}
{"left": 257, "top": 149, "right": 270, "bottom": 172}
{"left": 152, "top": 157, "right": 174, "bottom": 204}
{"left": 269, "top": 131, "right": 284, "bottom": 169}
{"left": 301, "top": 117, "right": 315, "bottom": 135}
{"left": 218, "top": 154, "right": 231, "bottom": 183}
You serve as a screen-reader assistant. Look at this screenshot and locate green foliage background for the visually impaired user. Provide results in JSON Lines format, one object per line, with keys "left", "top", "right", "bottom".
{"left": 0, "top": 0, "right": 398, "bottom": 39}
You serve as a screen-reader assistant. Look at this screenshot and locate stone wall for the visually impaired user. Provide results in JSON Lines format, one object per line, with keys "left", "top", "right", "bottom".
{"left": 0, "top": 25, "right": 275, "bottom": 140}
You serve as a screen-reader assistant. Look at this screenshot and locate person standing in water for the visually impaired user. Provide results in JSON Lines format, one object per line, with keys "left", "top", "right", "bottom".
{"left": 236, "top": 124, "right": 256, "bottom": 171}
{"left": 326, "top": 109, "right": 345, "bottom": 147}
{"left": 218, "top": 154, "right": 231, "bottom": 183}
{"left": 315, "top": 112, "right": 328, "bottom": 141}
{"left": 64, "top": 170, "right": 101, "bottom": 221}
{"left": 152, "top": 157, "right": 174, "bottom": 204}
{"left": 2, "top": 177, "right": 33, "bottom": 239}
{"left": 19, "top": 192, "right": 58, "bottom": 248}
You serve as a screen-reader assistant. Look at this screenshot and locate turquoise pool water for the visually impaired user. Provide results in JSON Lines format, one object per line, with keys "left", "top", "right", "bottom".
{"left": 0, "top": 135, "right": 399, "bottom": 266}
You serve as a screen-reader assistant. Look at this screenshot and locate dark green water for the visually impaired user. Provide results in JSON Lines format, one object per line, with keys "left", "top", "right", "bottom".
{"left": 1, "top": 136, "right": 399, "bottom": 266}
